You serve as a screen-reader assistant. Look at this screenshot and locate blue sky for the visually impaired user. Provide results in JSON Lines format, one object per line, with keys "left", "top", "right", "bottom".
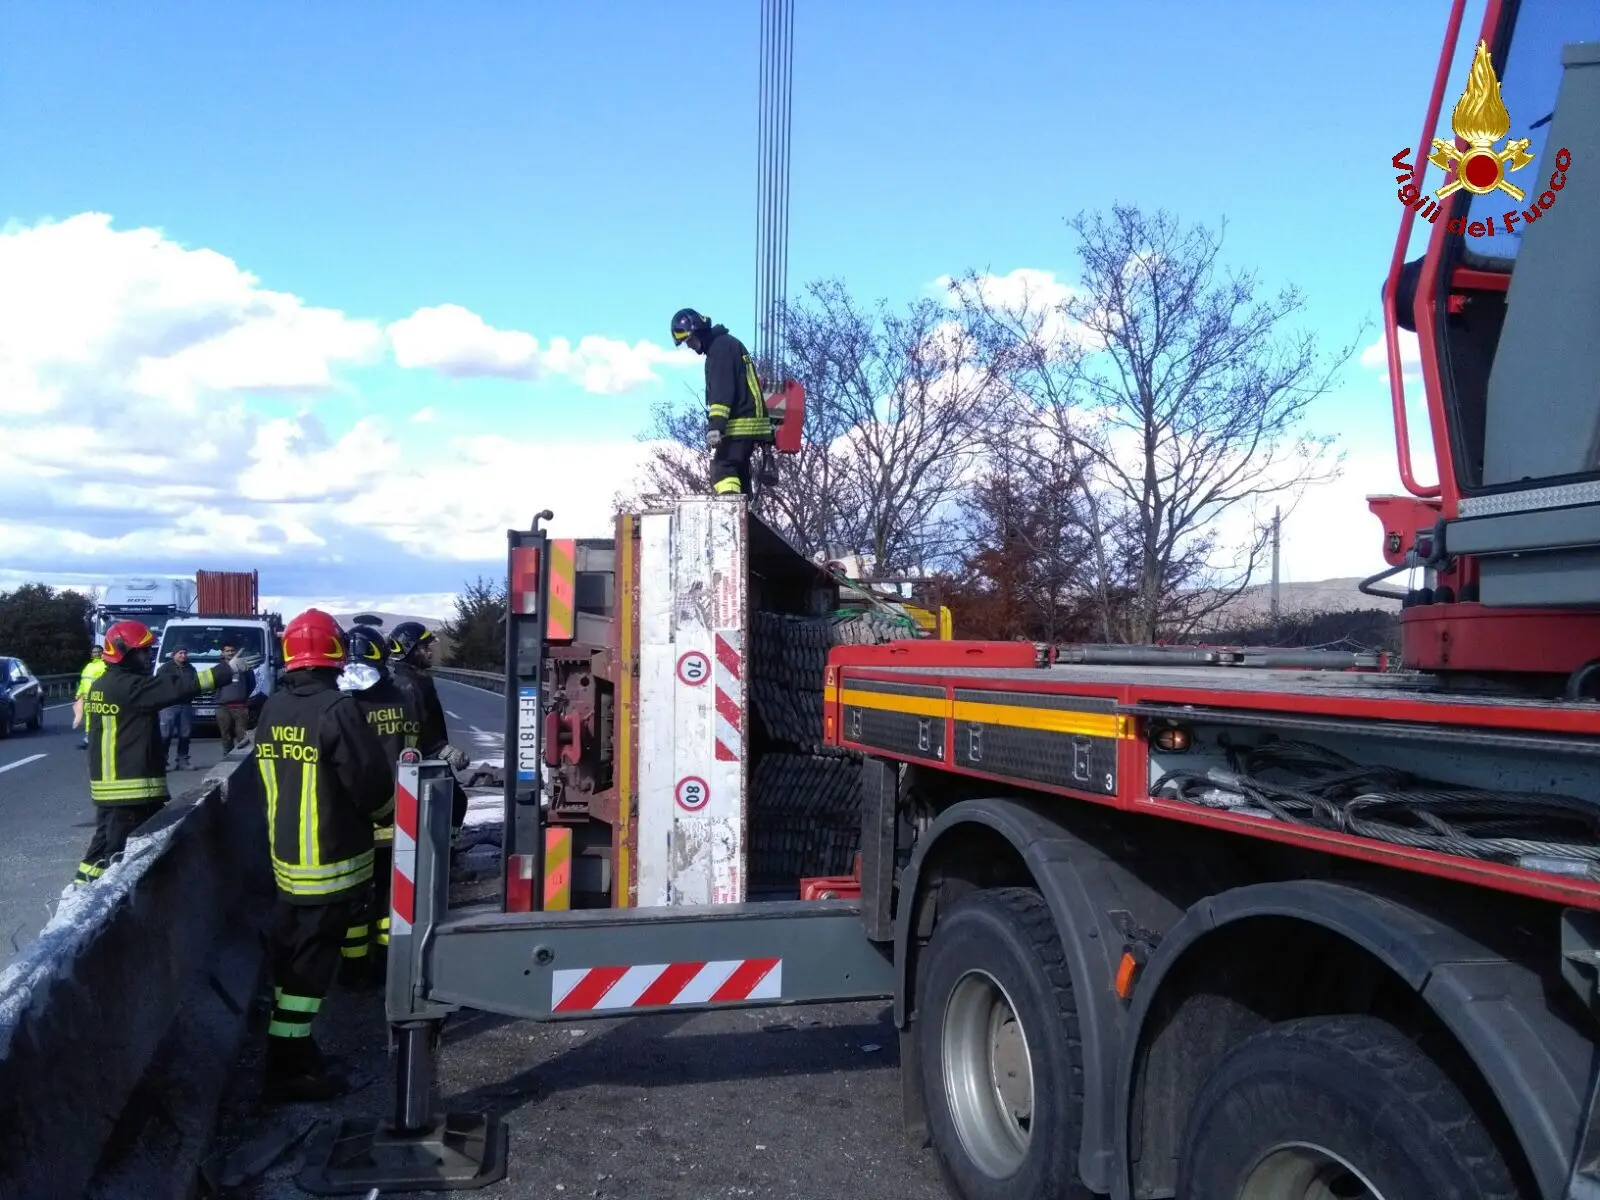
{"left": 0, "top": 0, "right": 1492, "bottom": 613}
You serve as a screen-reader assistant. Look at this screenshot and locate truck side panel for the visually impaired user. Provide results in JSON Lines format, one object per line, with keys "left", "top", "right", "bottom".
{"left": 635, "top": 502, "right": 750, "bottom": 907}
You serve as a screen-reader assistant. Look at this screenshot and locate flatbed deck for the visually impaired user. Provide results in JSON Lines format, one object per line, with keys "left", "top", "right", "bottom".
{"left": 825, "top": 649, "right": 1600, "bottom": 911}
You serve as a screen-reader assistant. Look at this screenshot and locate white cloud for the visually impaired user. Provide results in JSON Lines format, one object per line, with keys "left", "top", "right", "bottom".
{"left": 0, "top": 212, "right": 675, "bottom": 609}
{"left": 932, "top": 266, "right": 1094, "bottom": 350}
{"left": 0, "top": 213, "right": 385, "bottom": 419}
{"left": 1359, "top": 330, "right": 1423, "bottom": 387}
{"left": 387, "top": 303, "right": 541, "bottom": 378}
{"left": 386, "top": 303, "right": 693, "bottom": 394}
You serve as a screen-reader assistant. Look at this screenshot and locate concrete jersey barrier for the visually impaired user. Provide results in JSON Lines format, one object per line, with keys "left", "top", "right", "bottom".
{"left": 0, "top": 750, "right": 271, "bottom": 1200}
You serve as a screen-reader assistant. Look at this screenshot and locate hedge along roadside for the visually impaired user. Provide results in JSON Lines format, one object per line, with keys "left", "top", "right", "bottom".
{"left": 0, "top": 747, "right": 272, "bottom": 1200}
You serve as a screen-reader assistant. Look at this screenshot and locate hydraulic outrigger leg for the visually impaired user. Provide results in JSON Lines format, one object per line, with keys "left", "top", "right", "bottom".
{"left": 298, "top": 755, "right": 508, "bottom": 1194}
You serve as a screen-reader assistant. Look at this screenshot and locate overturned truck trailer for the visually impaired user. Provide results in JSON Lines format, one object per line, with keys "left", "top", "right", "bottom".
{"left": 500, "top": 499, "right": 914, "bottom": 914}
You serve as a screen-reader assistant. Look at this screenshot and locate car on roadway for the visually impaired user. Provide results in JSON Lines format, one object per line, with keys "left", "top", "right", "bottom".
{"left": 0, "top": 657, "right": 44, "bottom": 738}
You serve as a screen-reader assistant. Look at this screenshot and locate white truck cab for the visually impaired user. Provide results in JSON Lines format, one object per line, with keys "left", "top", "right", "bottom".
{"left": 154, "top": 617, "right": 282, "bottom": 724}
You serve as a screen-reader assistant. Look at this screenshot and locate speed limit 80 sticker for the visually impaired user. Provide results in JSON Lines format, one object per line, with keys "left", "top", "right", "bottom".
{"left": 675, "top": 776, "right": 709, "bottom": 812}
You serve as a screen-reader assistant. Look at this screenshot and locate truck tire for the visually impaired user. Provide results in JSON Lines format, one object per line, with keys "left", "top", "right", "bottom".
{"left": 916, "top": 887, "right": 1090, "bottom": 1200}
{"left": 1178, "top": 1014, "right": 1527, "bottom": 1199}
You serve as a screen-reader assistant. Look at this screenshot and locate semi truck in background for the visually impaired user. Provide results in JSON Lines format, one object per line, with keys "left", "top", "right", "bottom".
{"left": 88, "top": 577, "right": 198, "bottom": 644}
{"left": 154, "top": 570, "right": 284, "bottom": 727}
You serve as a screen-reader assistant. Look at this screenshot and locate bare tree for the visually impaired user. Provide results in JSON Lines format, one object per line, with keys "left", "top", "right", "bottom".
{"left": 957, "top": 206, "right": 1358, "bottom": 643}
{"left": 616, "top": 280, "right": 1009, "bottom": 577}
{"left": 781, "top": 279, "right": 1007, "bottom": 575}
{"left": 941, "top": 432, "right": 1102, "bottom": 642}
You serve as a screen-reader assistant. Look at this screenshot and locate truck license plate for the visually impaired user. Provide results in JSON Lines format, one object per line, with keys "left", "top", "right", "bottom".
{"left": 516, "top": 687, "right": 539, "bottom": 784}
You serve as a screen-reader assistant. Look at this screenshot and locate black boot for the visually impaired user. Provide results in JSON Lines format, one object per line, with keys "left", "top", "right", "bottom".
{"left": 262, "top": 1039, "right": 349, "bottom": 1105}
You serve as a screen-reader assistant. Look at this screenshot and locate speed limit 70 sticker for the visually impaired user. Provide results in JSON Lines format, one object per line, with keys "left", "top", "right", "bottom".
{"left": 676, "top": 651, "right": 710, "bottom": 686}
{"left": 675, "top": 776, "right": 709, "bottom": 812}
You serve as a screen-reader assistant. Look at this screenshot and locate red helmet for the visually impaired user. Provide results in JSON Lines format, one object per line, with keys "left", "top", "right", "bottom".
{"left": 102, "top": 620, "right": 155, "bottom": 664}
{"left": 282, "top": 608, "right": 346, "bottom": 672}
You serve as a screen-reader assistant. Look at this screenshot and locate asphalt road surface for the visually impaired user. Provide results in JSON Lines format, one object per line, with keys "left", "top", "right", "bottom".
{"left": 208, "top": 988, "right": 948, "bottom": 1200}
{"left": 436, "top": 677, "right": 508, "bottom": 764}
{"left": 0, "top": 701, "right": 227, "bottom": 969}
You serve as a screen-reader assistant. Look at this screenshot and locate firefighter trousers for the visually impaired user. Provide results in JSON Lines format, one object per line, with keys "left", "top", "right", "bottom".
{"left": 75, "top": 801, "right": 165, "bottom": 884}
{"left": 267, "top": 893, "right": 365, "bottom": 1077}
{"left": 710, "top": 438, "right": 756, "bottom": 495}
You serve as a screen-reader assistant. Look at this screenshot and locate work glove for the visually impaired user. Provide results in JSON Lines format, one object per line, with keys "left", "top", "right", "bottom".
{"left": 228, "top": 651, "right": 263, "bottom": 676}
{"left": 439, "top": 743, "right": 470, "bottom": 771}
{"left": 706, "top": 428, "right": 722, "bottom": 452}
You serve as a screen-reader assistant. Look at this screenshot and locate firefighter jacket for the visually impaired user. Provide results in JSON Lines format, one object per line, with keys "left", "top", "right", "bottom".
{"left": 253, "top": 670, "right": 394, "bottom": 905}
{"left": 390, "top": 660, "right": 449, "bottom": 756}
{"left": 85, "top": 659, "right": 235, "bottom": 806}
{"left": 701, "top": 325, "right": 773, "bottom": 441}
{"left": 349, "top": 676, "right": 421, "bottom": 845}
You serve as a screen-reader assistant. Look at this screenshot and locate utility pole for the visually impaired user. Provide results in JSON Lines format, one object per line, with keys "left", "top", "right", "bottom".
{"left": 1270, "top": 507, "right": 1282, "bottom": 624}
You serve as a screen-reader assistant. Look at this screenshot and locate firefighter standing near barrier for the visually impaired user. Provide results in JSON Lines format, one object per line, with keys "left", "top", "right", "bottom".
{"left": 74, "top": 623, "right": 255, "bottom": 885}
{"left": 387, "top": 621, "right": 470, "bottom": 838}
{"left": 335, "top": 626, "right": 421, "bottom": 985}
{"left": 670, "top": 307, "right": 773, "bottom": 496}
{"left": 253, "top": 608, "right": 393, "bottom": 1103}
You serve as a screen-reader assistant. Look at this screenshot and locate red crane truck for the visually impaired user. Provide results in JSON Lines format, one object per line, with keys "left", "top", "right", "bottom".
{"left": 296, "top": 5, "right": 1600, "bottom": 1197}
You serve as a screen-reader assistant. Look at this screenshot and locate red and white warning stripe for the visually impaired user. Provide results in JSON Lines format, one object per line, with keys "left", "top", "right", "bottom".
{"left": 551, "top": 957, "right": 781, "bottom": 1013}
{"left": 714, "top": 631, "right": 743, "bottom": 762}
{"left": 390, "top": 763, "right": 419, "bottom": 937}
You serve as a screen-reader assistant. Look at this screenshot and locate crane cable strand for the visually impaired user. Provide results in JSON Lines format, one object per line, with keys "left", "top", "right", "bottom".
{"left": 756, "top": 0, "right": 793, "bottom": 383}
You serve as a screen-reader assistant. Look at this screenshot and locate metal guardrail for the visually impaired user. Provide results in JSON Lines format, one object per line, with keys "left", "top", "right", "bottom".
{"left": 36, "top": 673, "right": 80, "bottom": 702}
{"left": 433, "top": 667, "right": 507, "bottom": 694}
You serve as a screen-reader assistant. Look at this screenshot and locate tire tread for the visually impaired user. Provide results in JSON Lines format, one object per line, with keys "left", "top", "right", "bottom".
{"left": 1192, "top": 1014, "right": 1524, "bottom": 1199}
{"left": 919, "top": 886, "right": 1092, "bottom": 1200}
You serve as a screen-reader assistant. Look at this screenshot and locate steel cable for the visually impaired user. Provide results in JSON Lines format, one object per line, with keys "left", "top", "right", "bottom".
{"left": 755, "top": 0, "right": 794, "bottom": 380}
{"left": 1152, "top": 738, "right": 1600, "bottom": 870}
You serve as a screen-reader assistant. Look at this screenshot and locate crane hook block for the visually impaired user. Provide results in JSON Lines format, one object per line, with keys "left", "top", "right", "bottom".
{"left": 768, "top": 380, "right": 806, "bottom": 455}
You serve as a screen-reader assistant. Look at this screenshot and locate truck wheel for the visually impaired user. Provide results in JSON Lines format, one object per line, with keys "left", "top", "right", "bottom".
{"left": 916, "top": 887, "right": 1088, "bottom": 1200}
{"left": 1179, "top": 1014, "right": 1526, "bottom": 1199}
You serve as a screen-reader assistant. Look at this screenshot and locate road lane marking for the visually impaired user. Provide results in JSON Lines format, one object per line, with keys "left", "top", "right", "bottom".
{"left": 0, "top": 753, "right": 47, "bottom": 775}
{"left": 446, "top": 710, "right": 460, "bottom": 719}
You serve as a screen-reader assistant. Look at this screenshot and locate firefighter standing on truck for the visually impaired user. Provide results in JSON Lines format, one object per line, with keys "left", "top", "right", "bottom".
{"left": 387, "top": 621, "right": 470, "bottom": 839}
{"left": 670, "top": 307, "right": 773, "bottom": 495}
{"left": 75, "top": 623, "right": 256, "bottom": 885}
{"left": 253, "top": 608, "right": 392, "bottom": 1103}
{"left": 335, "top": 625, "right": 421, "bottom": 985}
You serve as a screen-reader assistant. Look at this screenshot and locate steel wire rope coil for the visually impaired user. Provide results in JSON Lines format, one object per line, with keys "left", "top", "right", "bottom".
{"left": 1153, "top": 737, "right": 1600, "bottom": 869}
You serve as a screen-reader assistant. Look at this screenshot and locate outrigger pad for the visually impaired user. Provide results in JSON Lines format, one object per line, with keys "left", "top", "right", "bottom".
{"left": 296, "top": 1112, "right": 509, "bottom": 1194}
